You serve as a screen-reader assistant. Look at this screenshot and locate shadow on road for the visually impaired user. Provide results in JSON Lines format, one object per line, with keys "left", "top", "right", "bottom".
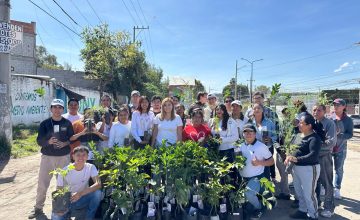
{"left": 336, "top": 197, "right": 360, "bottom": 215}
{"left": 0, "top": 172, "right": 16, "bottom": 184}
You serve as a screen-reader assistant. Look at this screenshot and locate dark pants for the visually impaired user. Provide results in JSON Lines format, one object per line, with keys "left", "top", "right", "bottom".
{"left": 315, "top": 153, "right": 335, "bottom": 211}
{"left": 264, "top": 145, "right": 275, "bottom": 179}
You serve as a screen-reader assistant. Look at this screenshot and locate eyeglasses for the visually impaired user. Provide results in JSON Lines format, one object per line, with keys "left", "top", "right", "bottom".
{"left": 243, "top": 130, "right": 255, "bottom": 133}
{"left": 225, "top": 100, "right": 232, "bottom": 103}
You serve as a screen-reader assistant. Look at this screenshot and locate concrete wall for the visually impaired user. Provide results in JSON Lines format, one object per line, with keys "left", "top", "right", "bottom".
{"left": 65, "top": 86, "right": 103, "bottom": 113}
{"left": 11, "top": 76, "right": 53, "bottom": 126}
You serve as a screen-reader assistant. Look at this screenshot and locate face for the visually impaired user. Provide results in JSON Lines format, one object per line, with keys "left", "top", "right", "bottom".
{"left": 312, "top": 106, "right": 325, "bottom": 120}
{"left": 216, "top": 107, "right": 224, "bottom": 118}
{"left": 51, "top": 105, "right": 64, "bottom": 117}
{"left": 101, "top": 97, "right": 111, "bottom": 108}
{"left": 200, "top": 95, "right": 208, "bottom": 104}
{"left": 225, "top": 98, "right": 232, "bottom": 107}
{"left": 175, "top": 105, "right": 184, "bottom": 115}
{"left": 231, "top": 104, "right": 242, "bottom": 114}
{"left": 243, "top": 130, "right": 256, "bottom": 143}
{"left": 192, "top": 113, "right": 203, "bottom": 126}
{"left": 73, "top": 150, "right": 88, "bottom": 165}
{"left": 253, "top": 104, "right": 263, "bottom": 117}
{"left": 131, "top": 95, "right": 140, "bottom": 106}
{"left": 118, "top": 111, "right": 129, "bottom": 124}
{"left": 208, "top": 97, "right": 216, "bottom": 105}
{"left": 333, "top": 104, "right": 345, "bottom": 115}
{"left": 68, "top": 101, "right": 79, "bottom": 114}
{"left": 163, "top": 101, "right": 173, "bottom": 114}
{"left": 152, "top": 99, "right": 161, "bottom": 111}
{"left": 299, "top": 118, "right": 312, "bottom": 133}
{"left": 253, "top": 95, "right": 264, "bottom": 105}
{"left": 140, "top": 99, "right": 149, "bottom": 112}
{"left": 172, "top": 97, "right": 179, "bottom": 106}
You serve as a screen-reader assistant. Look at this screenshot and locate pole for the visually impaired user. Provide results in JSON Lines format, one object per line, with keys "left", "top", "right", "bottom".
{"left": 133, "top": 26, "right": 149, "bottom": 44}
{"left": 241, "top": 58, "right": 263, "bottom": 103}
{"left": 0, "top": 0, "right": 12, "bottom": 142}
{"left": 235, "top": 60, "right": 238, "bottom": 99}
{"left": 133, "top": 26, "right": 136, "bottom": 43}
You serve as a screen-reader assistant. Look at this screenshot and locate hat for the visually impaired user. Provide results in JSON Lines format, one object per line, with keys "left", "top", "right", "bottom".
{"left": 207, "top": 93, "right": 216, "bottom": 99}
{"left": 333, "top": 98, "right": 346, "bottom": 106}
{"left": 131, "top": 90, "right": 140, "bottom": 97}
{"left": 51, "top": 99, "right": 64, "bottom": 107}
{"left": 243, "top": 123, "right": 256, "bottom": 133}
{"left": 231, "top": 100, "right": 242, "bottom": 106}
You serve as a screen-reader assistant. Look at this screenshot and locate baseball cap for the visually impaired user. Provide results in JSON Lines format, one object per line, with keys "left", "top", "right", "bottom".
{"left": 207, "top": 93, "right": 216, "bottom": 99}
{"left": 243, "top": 123, "right": 257, "bottom": 133}
{"left": 131, "top": 90, "right": 140, "bottom": 97}
{"left": 333, "top": 98, "right": 346, "bottom": 106}
{"left": 51, "top": 99, "right": 64, "bottom": 107}
{"left": 231, "top": 100, "right": 242, "bottom": 106}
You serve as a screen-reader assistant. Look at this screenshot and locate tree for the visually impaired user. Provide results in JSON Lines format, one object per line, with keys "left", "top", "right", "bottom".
{"left": 255, "top": 85, "right": 270, "bottom": 96}
{"left": 193, "top": 79, "right": 205, "bottom": 98}
{"left": 35, "top": 46, "right": 64, "bottom": 70}
{"left": 63, "top": 62, "right": 72, "bottom": 71}
{"left": 222, "top": 78, "right": 249, "bottom": 99}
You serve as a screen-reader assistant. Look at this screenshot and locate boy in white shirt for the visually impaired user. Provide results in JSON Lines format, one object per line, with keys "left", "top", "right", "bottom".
{"left": 52, "top": 146, "right": 102, "bottom": 220}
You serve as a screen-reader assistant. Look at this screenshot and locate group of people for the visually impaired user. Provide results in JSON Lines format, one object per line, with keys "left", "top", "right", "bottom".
{"left": 28, "top": 90, "right": 354, "bottom": 220}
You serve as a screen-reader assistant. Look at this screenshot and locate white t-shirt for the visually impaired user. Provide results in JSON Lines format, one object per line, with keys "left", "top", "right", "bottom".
{"left": 131, "top": 111, "right": 155, "bottom": 143}
{"left": 108, "top": 121, "right": 131, "bottom": 147}
{"left": 238, "top": 140, "right": 272, "bottom": 178}
{"left": 154, "top": 114, "right": 183, "bottom": 146}
{"left": 96, "top": 122, "right": 111, "bottom": 148}
{"left": 62, "top": 112, "right": 83, "bottom": 123}
{"left": 209, "top": 117, "right": 239, "bottom": 150}
{"left": 57, "top": 163, "right": 98, "bottom": 193}
{"left": 233, "top": 116, "right": 249, "bottom": 138}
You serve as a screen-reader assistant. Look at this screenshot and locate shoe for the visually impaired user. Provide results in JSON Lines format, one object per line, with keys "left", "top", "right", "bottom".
{"left": 250, "top": 209, "right": 263, "bottom": 220}
{"left": 275, "top": 193, "right": 291, "bottom": 200}
{"left": 334, "top": 188, "right": 342, "bottom": 199}
{"left": 320, "top": 210, "right": 334, "bottom": 218}
{"left": 320, "top": 186, "right": 325, "bottom": 196}
{"left": 291, "top": 200, "right": 299, "bottom": 208}
{"left": 28, "top": 208, "right": 44, "bottom": 219}
{"left": 289, "top": 210, "right": 308, "bottom": 219}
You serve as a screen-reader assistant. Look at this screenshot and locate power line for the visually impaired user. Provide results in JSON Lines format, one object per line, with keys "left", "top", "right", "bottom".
{"left": 121, "top": 0, "right": 138, "bottom": 25}
{"left": 27, "top": 0, "right": 81, "bottom": 37}
{"left": 52, "top": 0, "right": 81, "bottom": 27}
{"left": 68, "top": 0, "right": 93, "bottom": 28}
{"left": 128, "top": 0, "right": 144, "bottom": 25}
{"left": 85, "top": 0, "right": 102, "bottom": 23}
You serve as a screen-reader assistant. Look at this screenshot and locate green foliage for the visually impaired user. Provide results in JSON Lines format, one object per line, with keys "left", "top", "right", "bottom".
{"left": 36, "top": 46, "right": 64, "bottom": 70}
{"left": 222, "top": 78, "right": 249, "bottom": 99}
{"left": 50, "top": 164, "right": 75, "bottom": 198}
{"left": 255, "top": 85, "right": 270, "bottom": 96}
{"left": 33, "top": 87, "right": 46, "bottom": 97}
{"left": 318, "top": 92, "right": 331, "bottom": 105}
{"left": 11, "top": 125, "right": 39, "bottom": 158}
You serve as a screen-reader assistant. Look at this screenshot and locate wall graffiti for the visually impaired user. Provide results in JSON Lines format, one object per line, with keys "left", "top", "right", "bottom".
{"left": 79, "top": 97, "right": 96, "bottom": 113}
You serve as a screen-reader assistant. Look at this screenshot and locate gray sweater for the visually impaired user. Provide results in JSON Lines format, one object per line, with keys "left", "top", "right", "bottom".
{"left": 334, "top": 113, "right": 353, "bottom": 152}
{"left": 319, "top": 117, "right": 337, "bottom": 156}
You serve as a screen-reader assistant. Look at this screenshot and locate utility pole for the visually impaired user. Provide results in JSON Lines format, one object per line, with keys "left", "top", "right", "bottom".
{"left": 234, "top": 61, "right": 246, "bottom": 100}
{"left": 0, "top": 0, "right": 12, "bottom": 142}
{"left": 241, "top": 58, "right": 263, "bottom": 103}
{"left": 133, "top": 26, "right": 149, "bottom": 44}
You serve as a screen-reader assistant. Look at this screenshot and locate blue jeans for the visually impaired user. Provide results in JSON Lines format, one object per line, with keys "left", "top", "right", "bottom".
{"left": 244, "top": 173, "right": 265, "bottom": 210}
{"left": 52, "top": 190, "right": 102, "bottom": 220}
{"left": 333, "top": 150, "right": 347, "bottom": 189}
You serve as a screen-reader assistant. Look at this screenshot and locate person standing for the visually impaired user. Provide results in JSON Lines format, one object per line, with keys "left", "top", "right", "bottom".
{"left": 129, "top": 90, "right": 141, "bottom": 114}
{"left": 171, "top": 95, "right": 180, "bottom": 107}
{"left": 62, "top": 98, "right": 83, "bottom": 123}
{"left": 204, "top": 93, "right": 217, "bottom": 123}
{"left": 286, "top": 113, "right": 323, "bottom": 220}
{"left": 231, "top": 100, "right": 248, "bottom": 138}
{"left": 332, "top": 98, "right": 353, "bottom": 200}
{"left": 151, "top": 98, "right": 183, "bottom": 147}
{"left": 100, "top": 94, "right": 112, "bottom": 109}
{"left": 188, "top": 91, "right": 208, "bottom": 116}
{"left": 151, "top": 95, "right": 162, "bottom": 116}
{"left": 224, "top": 96, "right": 235, "bottom": 115}
{"left": 28, "top": 99, "right": 75, "bottom": 219}
{"left": 108, "top": 107, "right": 132, "bottom": 147}
{"left": 183, "top": 109, "right": 211, "bottom": 144}
{"left": 312, "top": 104, "right": 337, "bottom": 218}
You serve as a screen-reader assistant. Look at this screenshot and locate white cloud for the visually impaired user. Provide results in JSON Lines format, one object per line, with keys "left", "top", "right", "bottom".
{"left": 334, "top": 62, "right": 349, "bottom": 73}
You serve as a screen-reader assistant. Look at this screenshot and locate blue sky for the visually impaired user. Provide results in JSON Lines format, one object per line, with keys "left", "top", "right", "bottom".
{"left": 12, "top": 0, "right": 360, "bottom": 93}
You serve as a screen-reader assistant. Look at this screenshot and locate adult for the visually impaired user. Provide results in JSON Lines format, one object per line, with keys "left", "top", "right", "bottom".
{"left": 175, "top": 103, "right": 188, "bottom": 127}
{"left": 151, "top": 97, "right": 183, "bottom": 147}
{"left": 231, "top": 100, "right": 248, "bottom": 138}
{"left": 100, "top": 94, "right": 112, "bottom": 109}
{"left": 332, "top": 98, "right": 353, "bottom": 199}
{"left": 129, "top": 90, "right": 141, "bottom": 115}
{"left": 312, "top": 104, "right": 337, "bottom": 217}
{"left": 183, "top": 108, "right": 211, "bottom": 144}
{"left": 131, "top": 96, "right": 155, "bottom": 149}
{"left": 285, "top": 113, "right": 324, "bottom": 220}
{"left": 188, "top": 91, "right": 208, "bottom": 116}
{"left": 108, "top": 107, "right": 132, "bottom": 147}
{"left": 151, "top": 95, "right": 162, "bottom": 116}
{"left": 29, "top": 99, "right": 75, "bottom": 219}
{"left": 51, "top": 146, "right": 102, "bottom": 220}
{"left": 208, "top": 104, "right": 238, "bottom": 161}
{"left": 62, "top": 98, "right": 83, "bottom": 123}
{"left": 171, "top": 95, "right": 180, "bottom": 107}
{"left": 238, "top": 124, "right": 274, "bottom": 219}
{"left": 250, "top": 103, "right": 277, "bottom": 180}
{"left": 224, "top": 95, "right": 235, "bottom": 115}
{"left": 96, "top": 108, "right": 116, "bottom": 151}
{"left": 204, "top": 93, "right": 217, "bottom": 123}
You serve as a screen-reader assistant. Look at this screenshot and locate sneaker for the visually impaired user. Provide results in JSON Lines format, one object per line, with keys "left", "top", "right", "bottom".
{"left": 334, "top": 188, "right": 342, "bottom": 199}
{"left": 320, "top": 186, "right": 325, "bottom": 196}
{"left": 28, "top": 208, "right": 44, "bottom": 219}
{"left": 289, "top": 210, "right": 308, "bottom": 219}
{"left": 291, "top": 200, "right": 299, "bottom": 209}
{"left": 250, "top": 209, "right": 263, "bottom": 220}
{"left": 320, "top": 210, "right": 334, "bottom": 218}
{"left": 275, "top": 193, "right": 291, "bottom": 200}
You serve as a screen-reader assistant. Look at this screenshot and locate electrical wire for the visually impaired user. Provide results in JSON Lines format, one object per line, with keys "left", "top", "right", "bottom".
{"left": 121, "top": 0, "right": 138, "bottom": 25}
{"left": 68, "top": 0, "right": 93, "bottom": 28}
{"left": 52, "top": 0, "right": 81, "bottom": 27}
{"left": 85, "top": 0, "right": 102, "bottom": 23}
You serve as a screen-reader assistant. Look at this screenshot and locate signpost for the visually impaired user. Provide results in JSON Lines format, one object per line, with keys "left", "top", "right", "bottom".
{"left": 0, "top": 21, "right": 23, "bottom": 53}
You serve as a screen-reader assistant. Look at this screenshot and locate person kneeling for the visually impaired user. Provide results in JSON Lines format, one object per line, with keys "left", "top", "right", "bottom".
{"left": 52, "top": 146, "right": 102, "bottom": 220}
{"left": 238, "top": 124, "right": 275, "bottom": 219}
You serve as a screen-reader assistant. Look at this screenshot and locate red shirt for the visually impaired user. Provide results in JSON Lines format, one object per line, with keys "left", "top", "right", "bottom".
{"left": 183, "top": 124, "right": 211, "bottom": 142}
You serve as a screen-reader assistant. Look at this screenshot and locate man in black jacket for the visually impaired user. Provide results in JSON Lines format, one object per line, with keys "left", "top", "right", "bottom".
{"left": 28, "top": 99, "right": 75, "bottom": 219}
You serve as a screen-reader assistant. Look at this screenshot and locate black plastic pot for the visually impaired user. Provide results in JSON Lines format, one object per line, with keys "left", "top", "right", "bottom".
{"left": 219, "top": 212, "right": 228, "bottom": 220}
{"left": 182, "top": 212, "right": 198, "bottom": 220}
{"left": 229, "top": 207, "right": 244, "bottom": 220}
{"left": 199, "top": 214, "right": 219, "bottom": 220}
{"left": 52, "top": 191, "right": 71, "bottom": 213}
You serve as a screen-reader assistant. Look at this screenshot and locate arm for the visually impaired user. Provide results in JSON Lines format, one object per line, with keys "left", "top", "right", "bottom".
{"left": 269, "top": 121, "right": 278, "bottom": 143}
{"left": 37, "top": 121, "right": 51, "bottom": 148}
{"left": 108, "top": 125, "right": 116, "bottom": 147}
{"left": 220, "top": 120, "right": 239, "bottom": 144}
{"left": 93, "top": 130, "right": 109, "bottom": 141}
{"left": 130, "top": 112, "right": 142, "bottom": 143}
{"left": 98, "top": 118, "right": 106, "bottom": 133}
{"left": 71, "top": 176, "right": 101, "bottom": 202}
{"left": 339, "top": 117, "right": 353, "bottom": 140}
{"left": 325, "top": 120, "right": 337, "bottom": 148}
{"left": 176, "top": 126, "right": 183, "bottom": 142}
{"left": 151, "top": 124, "right": 159, "bottom": 147}
{"left": 252, "top": 157, "right": 275, "bottom": 167}
{"left": 70, "top": 128, "right": 87, "bottom": 141}
{"left": 296, "top": 137, "right": 320, "bottom": 164}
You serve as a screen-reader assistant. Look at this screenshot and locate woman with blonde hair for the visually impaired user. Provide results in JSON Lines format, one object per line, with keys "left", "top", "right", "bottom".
{"left": 151, "top": 97, "right": 183, "bottom": 147}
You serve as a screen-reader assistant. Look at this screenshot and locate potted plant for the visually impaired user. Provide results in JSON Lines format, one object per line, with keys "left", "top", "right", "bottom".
{"left": 50, "top": 164, "right": 75, "bottom": 215}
